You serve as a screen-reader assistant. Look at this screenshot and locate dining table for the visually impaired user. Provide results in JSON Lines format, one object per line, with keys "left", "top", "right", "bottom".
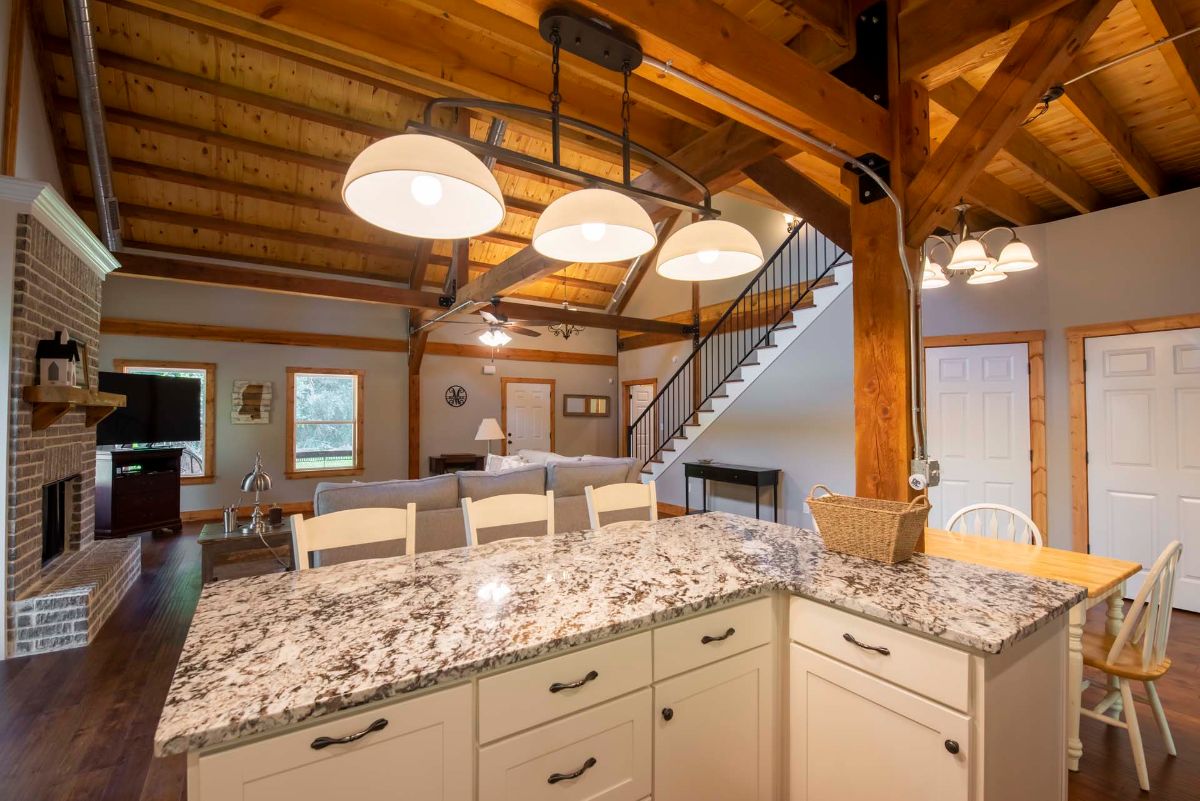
{"left": 922, "top": 528, "right": 1142, "bottom": 773}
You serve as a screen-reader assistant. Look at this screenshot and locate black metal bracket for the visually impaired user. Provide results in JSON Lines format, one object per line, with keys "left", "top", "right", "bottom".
{"left": 845, "top": 154, "right": 890, "bottom": 205}
{"left": 539, "top": 9, "right": 642, "bottom": 72}
{"left": 832, "top": 2, "right": 889, "bottom": 109}
{"left": 681, "top": 324, "right": 700, "bottom": 337}
{"left": 437, "top": 295, "right": 456, "bottom": 308}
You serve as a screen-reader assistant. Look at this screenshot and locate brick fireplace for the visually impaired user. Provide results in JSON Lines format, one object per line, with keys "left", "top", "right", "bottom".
{"left": 1, "top": 180, "right": 136, "bottom": 658}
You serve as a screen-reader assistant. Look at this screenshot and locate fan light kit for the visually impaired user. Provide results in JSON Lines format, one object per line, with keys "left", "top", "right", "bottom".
{"left": 921, "top": 203, "right": 1040, "bottom": 290}
{"left": 341, "top": 9, "right": 761, "bottom": 280}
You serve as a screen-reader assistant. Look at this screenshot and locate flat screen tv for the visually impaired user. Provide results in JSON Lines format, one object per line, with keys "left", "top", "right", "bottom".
{"left": 96, "top": 371, "right": 202, "bottom": 447}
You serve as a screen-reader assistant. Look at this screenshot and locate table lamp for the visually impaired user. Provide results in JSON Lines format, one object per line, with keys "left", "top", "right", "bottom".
{"left": 475, "top": 418, "right": 504, "bottom": 455}
{"left": 240, "top": 451, "right": 273, "bottom": 534}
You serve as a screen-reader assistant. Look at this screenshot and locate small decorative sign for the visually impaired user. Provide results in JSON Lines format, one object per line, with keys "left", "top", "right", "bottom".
{"left": 445, "top": 385, "right": 468, "bottom": 407}
{"left": 232, "top": 380, "right": 272, "bottom": 424}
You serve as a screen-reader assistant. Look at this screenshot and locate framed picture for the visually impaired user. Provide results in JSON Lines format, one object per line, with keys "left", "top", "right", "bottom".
{"left": 232, "top": 380, "right": 272, "bottom": 424}
{"left": 563, "top": 394, "right": 610, "bottom": 417}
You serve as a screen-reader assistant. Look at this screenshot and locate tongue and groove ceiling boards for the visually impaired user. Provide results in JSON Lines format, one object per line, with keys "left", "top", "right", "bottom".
{"left": 29, "top": 0, "right": 1200, "bottom": 311}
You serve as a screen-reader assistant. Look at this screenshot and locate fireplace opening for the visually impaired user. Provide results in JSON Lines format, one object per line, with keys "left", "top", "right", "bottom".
{"left": 42, "top": 477, "right": 76, "bottom": 564}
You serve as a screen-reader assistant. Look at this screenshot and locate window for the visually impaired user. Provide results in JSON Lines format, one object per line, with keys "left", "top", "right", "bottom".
{"left": 113, "top": 360, "right": 216, "bottom": 484}
{"left": 287, "top": 367, "right": 364, "bottom": 478}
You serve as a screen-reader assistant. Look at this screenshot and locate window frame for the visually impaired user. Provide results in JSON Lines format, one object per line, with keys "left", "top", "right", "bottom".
{"left": 286, "top": 367, "right": 365, "bottom": 479}
{"left": 113, "top": 359, "right": 217, "bottom": 485}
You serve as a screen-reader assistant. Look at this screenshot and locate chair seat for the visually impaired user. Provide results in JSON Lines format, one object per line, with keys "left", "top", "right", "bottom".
{"left": 1082, "top": 630, "right": 1171, "bottom": 680}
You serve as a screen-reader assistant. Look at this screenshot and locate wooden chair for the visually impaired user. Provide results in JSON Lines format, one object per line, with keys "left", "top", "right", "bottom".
{"left": 289, "top": 505, "right": 417, "bottom": 571}
{"left": 585, "top": 481, "right": 658, "bottom": 529}
{"left": 1081, "top": 541, "right": 1182, "bottom": 791}
{"left": 462, "top": 491, "right": 555, "bottom": 547}
{"left": 945, "top": 502, "right": 1044, "bottom": 546}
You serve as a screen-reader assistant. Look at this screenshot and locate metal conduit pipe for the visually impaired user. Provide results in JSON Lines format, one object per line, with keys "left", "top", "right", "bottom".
{"left": 65, "top": 0, "right": 121, "bottom": 251}
{"left": 642, "top": 56, "right": 933, "bottom": 486}
{"left": 607, "top": 218, "right": 668, "bottom": 313}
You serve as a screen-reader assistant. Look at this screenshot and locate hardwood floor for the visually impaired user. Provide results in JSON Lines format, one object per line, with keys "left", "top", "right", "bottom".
{"left": 0, "top": 526, "right": 1196, "bottom": 800}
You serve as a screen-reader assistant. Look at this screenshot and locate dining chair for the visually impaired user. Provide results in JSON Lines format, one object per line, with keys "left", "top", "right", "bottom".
{"left": 585, "top": 481, "right": 658, "bottom": 529}
{"left": 289, "top": 505, "right": 417, "bottom": 571}
{"left": 1080, "top": 540, "right": 1182, "bottom": 791}
{"left": 462, "top": 491, "right": 555, "bottom": 547}
{"left": 945, "top": 502, "right": 1044, "bottom": 546}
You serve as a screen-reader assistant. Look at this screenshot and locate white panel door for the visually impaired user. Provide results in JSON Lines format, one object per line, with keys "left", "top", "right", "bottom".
{"left": 506, "top": 380, "right": 553, "bottom": 454}
{"left": 925, "top": 343, "right": 1032, "bottom": 529}
{"left": 627, "top": 383, "right": 655, "bottom": 463}
{"left": 1085, "top": 328, "right": 1200, "bottom": 611}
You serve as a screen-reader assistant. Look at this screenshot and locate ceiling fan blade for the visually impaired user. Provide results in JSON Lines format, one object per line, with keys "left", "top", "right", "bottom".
{"left": 508, "top": 326, "right": 542, "bottom": 337}
{"left": 480, "top": 310, "right": 501, "bottom": 324}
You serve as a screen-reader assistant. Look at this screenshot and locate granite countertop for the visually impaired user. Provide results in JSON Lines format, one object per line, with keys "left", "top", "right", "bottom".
{"left": 155, "top": 512, "right": 1086, "bottom": 756}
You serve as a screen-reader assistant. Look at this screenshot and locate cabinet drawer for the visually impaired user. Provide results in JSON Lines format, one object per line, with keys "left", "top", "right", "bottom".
{"left": 789, "top": 597, "right": 970, "bottom": 712}
{"left": 479, "top": 633, "right": 651, "bottom": 743}
{"left": 194, "top": 683, "right": 472, "bottom": 801}
{"left": 653, "top": 597, "right": 773, "bottom": 681}
{"left": 478, "top": 689, "right": 652, "bottom": 801}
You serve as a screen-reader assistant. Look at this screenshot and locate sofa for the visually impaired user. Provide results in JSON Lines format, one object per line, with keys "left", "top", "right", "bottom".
{"left": 311, "top": 455, "right": 645, "bottom": 565}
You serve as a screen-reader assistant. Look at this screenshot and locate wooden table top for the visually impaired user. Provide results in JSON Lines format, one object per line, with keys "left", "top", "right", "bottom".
{"left": 923, "top": 529, "right": 1142, "bottom": 599}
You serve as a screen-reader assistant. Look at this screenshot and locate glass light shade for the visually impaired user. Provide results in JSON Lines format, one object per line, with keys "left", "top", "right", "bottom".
{"left": 533, "top": 189, "right": 656, "bottom": 262}
{"left": 343, "top": 134, "right": 505, "bottom": 239}
{"left": 946, "top": 237, "right": 994, "bottom": 272}
{"left": 655, "top": 220, "right": 764, "bottom": 281}
{"left": 967, "top": 263, "right": 1008, "bottom": 285}
{"left": 996, "top": 239, "right": 1038, "bottom": 272}
{"left": 478, "top": 328, "right": 512, "bottom": 347}
{"left": 921, "top": 257, "right": 949, "bottom": 289}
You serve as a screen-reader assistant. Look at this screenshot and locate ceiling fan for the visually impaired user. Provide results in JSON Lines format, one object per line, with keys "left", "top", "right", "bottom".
{"left": 438, "top": 297, "right": 542, "bottom": 347}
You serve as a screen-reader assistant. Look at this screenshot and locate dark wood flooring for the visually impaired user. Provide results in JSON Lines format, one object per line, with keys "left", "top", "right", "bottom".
{"left": 0, "top": 526, "right": 1196, "bottom": 800}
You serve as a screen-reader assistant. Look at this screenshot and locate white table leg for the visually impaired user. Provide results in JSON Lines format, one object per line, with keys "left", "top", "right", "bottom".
{"left": 1106, "top": 583, "right": 1127, "bottom": 716}
{"left": 1068, "top": 601, "right": 1085, "bottom": 772}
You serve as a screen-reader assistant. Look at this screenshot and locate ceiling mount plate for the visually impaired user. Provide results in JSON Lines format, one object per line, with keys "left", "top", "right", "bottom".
{"left": 539, "top": 9, "right": 643, "bottom": 72}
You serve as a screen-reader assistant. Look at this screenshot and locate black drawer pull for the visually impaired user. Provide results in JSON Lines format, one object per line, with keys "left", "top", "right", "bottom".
{"left": 310, "top": 718, "right": 388, "bottom": 750}
{"left": 843, "top": 632, "right": 891, "bottom": 656}
{"left": 661, "top": 707, "right": 674, "bottom": 721}
{"left": 945, "top": 739, "right": 960, "bottom": 755}
{"left": 549, "top": 670, "right": 599, "bottom": 693}
{"left": 701, "top": 627, "right": 736, "bottom": 644}
{"left": 548, "top": 756, "right": 597, "bottom": 784}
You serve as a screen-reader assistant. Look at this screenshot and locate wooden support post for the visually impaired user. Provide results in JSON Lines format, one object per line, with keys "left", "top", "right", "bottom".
{"left": 407, "top": 367, "right": 421, "bottom": 480}
{"left": 2, "top": 0, "right": 26, "bottom": 175}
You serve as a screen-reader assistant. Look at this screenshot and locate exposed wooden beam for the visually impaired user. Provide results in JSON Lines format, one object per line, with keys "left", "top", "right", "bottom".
{"left": 742, "top": 157, "right": 852, "bottom": 252}
{"left": 120, "top": 239, "right": 406, "bottom": 284}
{"left": 2, "top": 0, "right": 26, "bottom": 175}
{"left": 613, "top": 215, "right": 680, "bottom": 315}
{"left": 1131, "top": 0, "right": 1200, "bottom": 121}
{"left": 100, "top": 317, "right": 408, "bottom": 352}
{"left": 491, "top": 301, "right": 690, "bottom": 337}
{"left": 1060, "top": 75, "right": 1168, "bottom": 198}
{"left": 963, "top": 171, "right": 1055, "bottom": 227}
{"left": 424, "top": 342, "right": 617, "bottom": 366}
{"left": 408, "top": 240, "right": 434, "bottom": 292}
{"left": 905, "top": 0, "right": 1119, "bottom": 244}
{"left": 778, "top": 0, "right": 852, "bottom": 47}
{"left": 930, "top": 78, "right": 1106, "bottom": 213}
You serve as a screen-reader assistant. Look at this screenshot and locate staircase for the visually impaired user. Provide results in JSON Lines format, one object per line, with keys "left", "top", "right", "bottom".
{"left": 628, "top": 222, "right": 852, "bottom": 479}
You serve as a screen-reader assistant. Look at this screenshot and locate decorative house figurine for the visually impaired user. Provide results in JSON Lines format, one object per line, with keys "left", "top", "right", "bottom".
{"left": 35, "top": 331, "right": 81, "bottom": 387}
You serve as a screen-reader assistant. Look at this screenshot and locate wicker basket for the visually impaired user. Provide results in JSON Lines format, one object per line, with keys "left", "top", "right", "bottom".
{"left": 806, "top": 484, "right": 931, "bottom": 563}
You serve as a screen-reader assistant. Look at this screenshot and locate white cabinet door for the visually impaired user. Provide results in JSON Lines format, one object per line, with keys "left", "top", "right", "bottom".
{"left": 194, "top": 685, "right": 473, "bottom": 801}
{"left": 653, "top": 645, "right": 775, "bottom": 801}
{"left": 790, "top": 645, "right": 968, "bottom": 801}
{"left": 926, "top": 343, "right": 1032, "bottom": 529}
{"left": 505, "top": 380, "right": 553, "bottom": 454}
{"left": 1085, "top": 328, "right": 1200, "bottom": 610}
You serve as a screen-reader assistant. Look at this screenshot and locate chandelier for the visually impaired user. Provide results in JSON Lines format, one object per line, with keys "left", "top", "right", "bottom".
{"left": 341, "top": 10, "right": 763, "bottom": 280}
{"left": 549, "top": 280, "right": 585, "bottom": 340}
{"left": 921, "top": 204, "right": 1039, "bottom": 289}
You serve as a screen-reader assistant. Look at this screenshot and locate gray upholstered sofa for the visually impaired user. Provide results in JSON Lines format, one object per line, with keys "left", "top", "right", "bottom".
{"left": 311, "top": 456, "right": 644, "bottom": 565}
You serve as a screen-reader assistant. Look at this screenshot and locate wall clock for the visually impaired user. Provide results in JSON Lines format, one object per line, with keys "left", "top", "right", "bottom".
{"left": 445, "top": 385, "right": 468, "bottom": 407}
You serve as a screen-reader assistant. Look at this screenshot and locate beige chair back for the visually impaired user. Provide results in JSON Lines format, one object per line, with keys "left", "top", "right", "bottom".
{"left": 290, "top": 505, "right": 417, "bottom": 570}
{"left": 945, "top": 502, "right": 1043, "bottom": 546}
{"left": 462, "top": 491, "right": 555, "bottom": 547}
{"left": 585, "top": 481, "right": 658, "bottom": 529}
{"left": 1108, "top": 541, "right": 1183, "bottom": 672}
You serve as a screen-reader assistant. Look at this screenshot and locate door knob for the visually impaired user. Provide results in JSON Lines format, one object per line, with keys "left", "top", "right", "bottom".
{"left": 944, "top": 739, "right": 960, "bottom": 755}
{"left": 661, "top": 707, "right": 674, "bottom": 721}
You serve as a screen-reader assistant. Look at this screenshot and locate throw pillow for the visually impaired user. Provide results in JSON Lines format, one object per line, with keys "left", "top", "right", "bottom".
{"left": 485, "top": 453, "right": 526, "bottom": 472}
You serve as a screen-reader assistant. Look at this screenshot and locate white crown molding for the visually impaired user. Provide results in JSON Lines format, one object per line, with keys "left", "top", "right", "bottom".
{"left": 0, "top": 177, "right": 119, "bottom": 279}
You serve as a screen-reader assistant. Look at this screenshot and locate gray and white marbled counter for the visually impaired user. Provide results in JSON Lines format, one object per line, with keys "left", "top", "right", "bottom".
{"left": 155, "top": 512, "right": 1086, "bottom": 756}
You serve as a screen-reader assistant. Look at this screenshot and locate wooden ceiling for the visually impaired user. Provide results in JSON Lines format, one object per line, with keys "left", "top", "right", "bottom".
{"left": 28, "top": 0, "right": 1200, "bottom": 311}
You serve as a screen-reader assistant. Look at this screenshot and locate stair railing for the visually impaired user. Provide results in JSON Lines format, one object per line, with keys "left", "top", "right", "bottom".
{"left": 626, "top": 222, "right": 850, "bottom": 468}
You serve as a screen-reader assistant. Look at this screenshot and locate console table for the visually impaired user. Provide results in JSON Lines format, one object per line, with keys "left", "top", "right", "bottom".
{"left": 683, "top": 461, "right": 781, "bottom": 521}
{"left": 429, "top": 453, "right": 486, "bottom": 474}
{"left": 199, "top": 521, "right": 294, "bottom": 583}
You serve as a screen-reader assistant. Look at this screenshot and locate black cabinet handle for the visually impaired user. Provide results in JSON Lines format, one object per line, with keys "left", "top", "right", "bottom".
{"left": 945, "top": 739, "right": 960, "bottom": 755}
{"left": 701, "top": 627, "right": 736, "bottom": 645}
{"left": 661, "top": 707, "right": 674, "bottom": 721}
{"left": 549, "top": 670, "right": 599, "bottom": 693}
{"left": 842, "top": 632, "right": 891, "bottom": 656}
{"left": 310, "top": 718, "right": 388, "bottom": 750}
{"left": 547, "top": 756, "right": 597, "bottom": 784}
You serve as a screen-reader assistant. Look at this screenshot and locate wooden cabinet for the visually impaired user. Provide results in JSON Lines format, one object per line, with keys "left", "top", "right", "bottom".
{"left": 790, "top": 644, "right": 969, "bottom": 801}
{"left": 653, "top": 645, "right": 776, "bottom": 801}
{"left": 95, "top": 447, "right": 182, "bottom": 538}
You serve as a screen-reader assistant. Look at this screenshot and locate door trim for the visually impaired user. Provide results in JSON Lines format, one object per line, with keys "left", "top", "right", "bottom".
{"left": 924, "top": 330, "right": 1047, "bottom": 537}
{"left": 1067, "top": 312, "right": 1200, "bottom": 552}
{"left": 500, "top": 377, "right": 556, "bottom": 456}
{"left": 621, "top": 377, "right": 657, "bottom": 457}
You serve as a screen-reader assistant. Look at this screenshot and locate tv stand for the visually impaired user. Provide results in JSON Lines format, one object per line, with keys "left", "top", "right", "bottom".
{"left": 95, "top": 448, "right": 184, "bottom": 538}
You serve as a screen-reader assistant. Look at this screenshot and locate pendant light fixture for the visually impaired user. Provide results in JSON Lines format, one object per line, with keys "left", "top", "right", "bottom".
{"left": 995, "top": 239, "right": 1038, "bottom": 272}
{"left": 921, "top": 255, "right": 949, "bottom": 289}
{"left": 921, "top": 203, "right": 1040, "bottom": 290}
{"left": 534, "top": 188, "right": 656, "bottom": 262}
{"left": 656, "top": 219, "right": 764, "bottom": 281}
{"left": 479, "top": 327, "right": 512, "bottom": 348}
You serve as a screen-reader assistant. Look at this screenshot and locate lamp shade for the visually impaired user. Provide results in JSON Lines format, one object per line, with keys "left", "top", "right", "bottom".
{"left": 921, "top": 256, "right": 949, "bottom": 289}
{"left": 966, "top": 262, "right": 1008, "bottom": 285}
{"left": 946, "top": 237, "right": 993, "bottom": 272}
{"left": 655, "top": 219, "right": 764, "bottom": 281}
{"left": 533, "top": 188, "right": 657, "bottom": 262}
{"left": 343, "top": 134, "right": 505, "bottom": 239}
{"left": 240, "top": 452, "right": 272, "bottom": 492}
{"left": 996, "top": 239, "right": 1038, "bottom": 272}
{"left": 479, "top": 328, "right": 512, "bottom": 347}
{"left": 475, "top": 418, "right": 504, "bottom": 441}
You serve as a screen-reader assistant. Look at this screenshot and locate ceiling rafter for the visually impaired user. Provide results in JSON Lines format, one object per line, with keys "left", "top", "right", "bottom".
{"left": 1130, "top": 0, "right": 1200, "bottom": 122}
{"left": 742, "top": 157, "right": 851, "bottom": 252}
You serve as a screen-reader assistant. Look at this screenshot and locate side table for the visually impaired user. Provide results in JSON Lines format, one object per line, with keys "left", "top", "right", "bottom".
{"left": 198, "top": 521, "right": 294, "bottom": 582}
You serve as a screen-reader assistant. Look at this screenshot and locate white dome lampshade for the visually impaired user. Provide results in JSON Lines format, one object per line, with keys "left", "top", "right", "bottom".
{"left": 966, "top": 262, "right": 1008, "bottom": 285}
{"left": 655, "top": 219, "right": 764, "bottom": 281}
{"left": 996, "top": 239, "right": 1038, "bottom": 272}
{"left": 533, "top": 188, "right": 656, "bottom": 262}
{"left": 478, "top": 328, "right": 512, "bottom": 347}
{"left": 343, "top": 134, "right": 506, "bottom": 240}
{"left": 946, "top": 237, "right": 993, "bottom": 271}
{"left": 921, "top": 256, "right": 949, "bottom": 289}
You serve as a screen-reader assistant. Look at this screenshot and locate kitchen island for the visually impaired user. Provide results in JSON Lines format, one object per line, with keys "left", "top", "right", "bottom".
{"left": 156, "top": 512, "right": 1086, "bottom": 800}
